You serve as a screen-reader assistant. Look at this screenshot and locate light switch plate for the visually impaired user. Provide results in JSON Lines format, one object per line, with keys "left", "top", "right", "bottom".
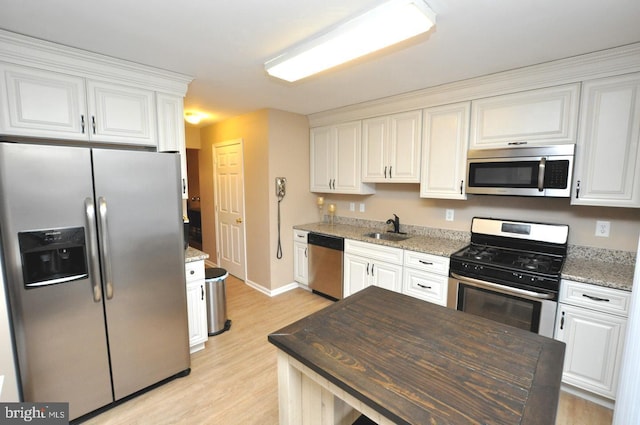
{"left": 359, "top": 203, "right": 365, "bottom": 213}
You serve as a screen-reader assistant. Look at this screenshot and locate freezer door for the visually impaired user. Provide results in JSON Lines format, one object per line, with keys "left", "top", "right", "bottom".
{"left": 91, "top": 148, "right": 190, "bottom": 400}
{"left": 0, "top": 143, "right": 112, "bottom": 419}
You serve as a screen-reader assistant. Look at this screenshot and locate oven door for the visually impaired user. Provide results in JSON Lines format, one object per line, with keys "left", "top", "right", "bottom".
{"left": 447, "top": 273, "right": 557, "bottom": 338}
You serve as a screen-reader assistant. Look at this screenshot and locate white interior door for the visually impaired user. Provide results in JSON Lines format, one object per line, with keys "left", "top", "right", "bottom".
{"left": 214, "top": 140, "right": 246, "bottom": 279}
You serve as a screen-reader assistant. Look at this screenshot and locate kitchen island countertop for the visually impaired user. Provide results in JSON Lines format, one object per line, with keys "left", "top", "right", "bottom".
{"left": 269, "top": 286, "right": 565, "bottom": 425}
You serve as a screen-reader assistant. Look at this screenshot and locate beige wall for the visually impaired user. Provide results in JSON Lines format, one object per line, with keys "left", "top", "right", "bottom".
{"left": 319, "top": 184, "right": 640, "bottom": 252}
{"left": 198, "top": 109, "right": 314, "bottom": 291}
{"left": 268, "top": 110, "right": 316, "bottom": 288}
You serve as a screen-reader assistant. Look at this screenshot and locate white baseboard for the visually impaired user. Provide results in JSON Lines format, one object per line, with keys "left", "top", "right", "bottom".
{"left": 561, "top": 383, "right": 615, "bottom": 410}
{"left": 243, "top": 279, "right": 311, "bottom": 297}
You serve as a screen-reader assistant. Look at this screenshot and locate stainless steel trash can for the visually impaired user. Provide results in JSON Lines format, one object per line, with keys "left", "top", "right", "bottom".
{"left": 204, "top": 267, "right": 231, "bottom": 336}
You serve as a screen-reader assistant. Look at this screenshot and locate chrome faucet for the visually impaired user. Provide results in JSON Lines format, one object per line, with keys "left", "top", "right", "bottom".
{"left": 386, "top": 214, "right": 401, "bottom": 233}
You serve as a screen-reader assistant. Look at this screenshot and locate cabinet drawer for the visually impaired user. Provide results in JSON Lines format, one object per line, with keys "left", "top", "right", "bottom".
{"left": 560, "top": 280, "right": 630, "bottom": 317}
{"left": 293, "top": 229, "right": 308, "bottom": 242}
{"left": 185, "top": 260, "right": 205, "bottom": 283}
{"left": 402, "top": 268, "right": 448, "bottom": 306}
{"left": 403, "top": 250, "right": 449, "bottom": 276}
{"left": 345, "top": 239, "right": 403, "bottom": 265}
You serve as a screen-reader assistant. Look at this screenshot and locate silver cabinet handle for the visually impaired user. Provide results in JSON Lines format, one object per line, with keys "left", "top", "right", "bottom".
{"left": 507, "top": 141, "right": 528, "bottom": 145}
{"left": 81, "top": 115, "right": 86, "bottom": 134}
{"left": 92, "top": 116, "right": 96, "bottom": 134}
{"left": 417, "top": 283, "right": 432, "bottom": 289}
{"left": 538, "top": 157, "right": 546, "bottom": 192}
{"left": 389, "top": 166, "right": 392, "bottom": 179}
{"left": 418, "top": 260, "right": 433, "bottom": 265}
{"left": 97, "top": 197, "right": 114, "bottom": 300}
{"left": 384, "top": 166, "right": 388, "bottom": 179}
{"left": 85, "top": 198, "right": 102, "bottom": 302}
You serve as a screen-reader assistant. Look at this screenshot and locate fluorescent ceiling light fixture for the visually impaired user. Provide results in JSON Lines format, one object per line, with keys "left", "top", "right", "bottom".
{"left": 265, "top": 0, "right": 436, "bottom": 82}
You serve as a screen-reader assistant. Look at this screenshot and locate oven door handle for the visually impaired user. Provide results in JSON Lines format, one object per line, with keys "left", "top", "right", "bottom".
{"left": 450, "top": 272, "right": 556, "bottom": 300}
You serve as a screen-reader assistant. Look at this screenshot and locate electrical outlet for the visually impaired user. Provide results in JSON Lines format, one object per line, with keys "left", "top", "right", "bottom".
{"left": 359, "top": 203, "right": 365, "bottom": 213}
{"left": 595, "top": 220, "right": 610, "bottom": 237}
{"left": 445, "top": 209, "right": 454, "bottom": 222}
{"left": 349, "top": 202, "right": 355, "bottom": 212}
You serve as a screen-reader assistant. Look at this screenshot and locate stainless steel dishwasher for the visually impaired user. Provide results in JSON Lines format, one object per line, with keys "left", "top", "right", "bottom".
{"left": 308, "top": 233, "right": 344, "bottom": 300}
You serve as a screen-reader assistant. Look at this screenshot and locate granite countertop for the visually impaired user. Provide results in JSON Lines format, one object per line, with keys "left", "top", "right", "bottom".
{"left": 185, "top": 246, "right": 209, "bottom": 263}
{"left": 294, "top": 222, "right": 468, "bottom": 257}
{"left": 295, "top": 221, "right": 637, "bottom": 292}
{"left": 562, "top": 257, "right": 635, "bottom": 291}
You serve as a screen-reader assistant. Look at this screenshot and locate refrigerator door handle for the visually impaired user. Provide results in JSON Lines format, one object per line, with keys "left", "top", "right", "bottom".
{"left": 85, "top": 198, "right": 103, "bottom": 302}
{"left": 97, "top": 197, "right": 114, "bottom": 300}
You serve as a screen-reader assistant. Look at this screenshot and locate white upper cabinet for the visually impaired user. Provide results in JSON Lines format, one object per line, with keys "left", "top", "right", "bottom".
{"left": 571, "top": 73, "right": 640, "bottom": 208}
{"left": 310, "top": 121, "right": 375, "bottom": 194}
{"left": 0, "top": 63, "right": 157, "bottom": 146}
{"left": 0, "top": 63, "right": 87, "bottom": 139}
{"left": 362, "top": 110, "right": 422, "bottom": 183}
{"left": 157, "top": 93, "right": 188, "bottom": 198}
{"left": 469, "top": 84, "right": 580, "bottom": 149}
{"left": 86, "top": 80, "right": 156, "bottom": 145}
{"left": 420, "top": 102, "right": 470, "bottom": 199}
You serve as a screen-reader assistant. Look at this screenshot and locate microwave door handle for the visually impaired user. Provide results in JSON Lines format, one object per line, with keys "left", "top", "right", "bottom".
{"left": 85, "top": 198, "right": 102, "bottom": 302}
{"left": 97, "top": 197, "right": 114, "bottom": 300}
{"left": 537, "top": 157, "right": 546, "bottom": 192}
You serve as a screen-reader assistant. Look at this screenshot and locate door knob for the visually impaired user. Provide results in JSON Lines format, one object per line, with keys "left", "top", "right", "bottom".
{"left": 236, "top": 217, "right": 243, "bottom": 223}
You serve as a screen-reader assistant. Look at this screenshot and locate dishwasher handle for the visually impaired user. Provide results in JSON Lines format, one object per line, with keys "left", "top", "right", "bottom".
{"left": 307, "top": 232, "right": 344, "bottom": 251}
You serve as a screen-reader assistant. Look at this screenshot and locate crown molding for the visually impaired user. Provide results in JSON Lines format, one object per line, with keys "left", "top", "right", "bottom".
{"left": 308, "top": 42, "right": 640, "bottom": 127}
{"left": 0, "top": 29, "right": 192, "bottom": 96}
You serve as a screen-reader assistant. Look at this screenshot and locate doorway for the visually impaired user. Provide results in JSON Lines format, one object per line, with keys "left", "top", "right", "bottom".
{"left": 213, "top": 139, "right": 246, "bottom": 279}
{"left": 186, "top": 149, "right": 202, "bottom": 250}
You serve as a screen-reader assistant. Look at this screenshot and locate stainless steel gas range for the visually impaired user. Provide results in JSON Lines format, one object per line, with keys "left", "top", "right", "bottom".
{"left": 448, "top": 217, "right": 569, "bottom": 338}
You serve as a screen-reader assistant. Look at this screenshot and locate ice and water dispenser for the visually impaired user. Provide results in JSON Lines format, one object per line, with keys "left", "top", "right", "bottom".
{"left": 18, "top": 227, "right": 88, "bottom": 287}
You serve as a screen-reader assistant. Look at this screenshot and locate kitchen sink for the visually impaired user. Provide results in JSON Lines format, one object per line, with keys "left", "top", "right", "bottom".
{"left": 363, "top": 232, "right": 412, "bottom": 242}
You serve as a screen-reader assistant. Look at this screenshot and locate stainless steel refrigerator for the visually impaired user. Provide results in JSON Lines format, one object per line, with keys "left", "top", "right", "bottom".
{"left": 0, "top": 141, "right": 190, "bottom": 420}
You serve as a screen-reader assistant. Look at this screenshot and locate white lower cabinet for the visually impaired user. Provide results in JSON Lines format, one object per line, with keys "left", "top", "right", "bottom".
{"left": 343, "top": 239, "right": 403, "bottom": 297}
{"left": 185, "top": 260, "right": 208, "bottom": 353}
{"left": 402, "top": 250, "right": 450, "bottom": 306}
{"left": 554, "top": 280, "right": 630, "bottom": 401}
{"left": 293, "top": 229, "right": 309, "bottom": 285}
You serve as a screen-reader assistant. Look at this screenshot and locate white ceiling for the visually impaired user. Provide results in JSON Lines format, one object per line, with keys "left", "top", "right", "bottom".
{"left": 1, "top": 0, "right": 639, "bottom": 125}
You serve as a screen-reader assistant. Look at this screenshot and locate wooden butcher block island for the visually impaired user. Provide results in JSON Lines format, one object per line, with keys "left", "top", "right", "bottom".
{"left": 268, "top": 286, "right": 565, "bottom": 425}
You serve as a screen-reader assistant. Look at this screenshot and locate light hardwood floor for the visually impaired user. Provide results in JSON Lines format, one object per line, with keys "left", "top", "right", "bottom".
{"left": 84, "top": 276, "right": 613, "bottom": 425}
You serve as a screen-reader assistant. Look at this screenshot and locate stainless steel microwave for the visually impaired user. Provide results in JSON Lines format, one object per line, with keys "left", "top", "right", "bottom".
{"left": 466, "top": 144, "right": 574, "bottom": 197}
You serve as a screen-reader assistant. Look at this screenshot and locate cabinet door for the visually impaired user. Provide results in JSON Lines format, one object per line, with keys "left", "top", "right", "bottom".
{"left": 362, "top": 116, "right": 388, "bottom": 181}
{"left": 310, "top": 126, "right": 334, "bottom": 192}
{"left": 0, "top": 63, "right": 87, "bottom": 139}
{"left": 186, "top": 281, "right": 208, "bottom": 352}
{"left": 293, "top": 241, "right": 308, "bottom": 285}
{"left": 371, "top": 261, "right": 403, "bottom": 294}
{"left": 420, "top": 102, "right": 470, "bottom": 199}
{"left": 87, "top": 80, "right": 156, "bottom": 145}
{"left": 334, "top": 121, "right": 369, "bottom": 193}
{"left": 157, "top": 93, "right": 188, "bottom": 199}
{"left": 389, "top": 110, "right": 422, "bottom": 183}
{"left": 470, "top": 84, "right": 579, "bottom": 148}
{"left": 555, "top": 304, "right": 627, "bottom": 399}
{"left": 362, "top": 111, "right": 422, "bottom": 183}
{"left": 571, "top": 73, "right": 640, "bottom": 207}
{"left": 343, "top": 253, "right": 370, "bottom": 297}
